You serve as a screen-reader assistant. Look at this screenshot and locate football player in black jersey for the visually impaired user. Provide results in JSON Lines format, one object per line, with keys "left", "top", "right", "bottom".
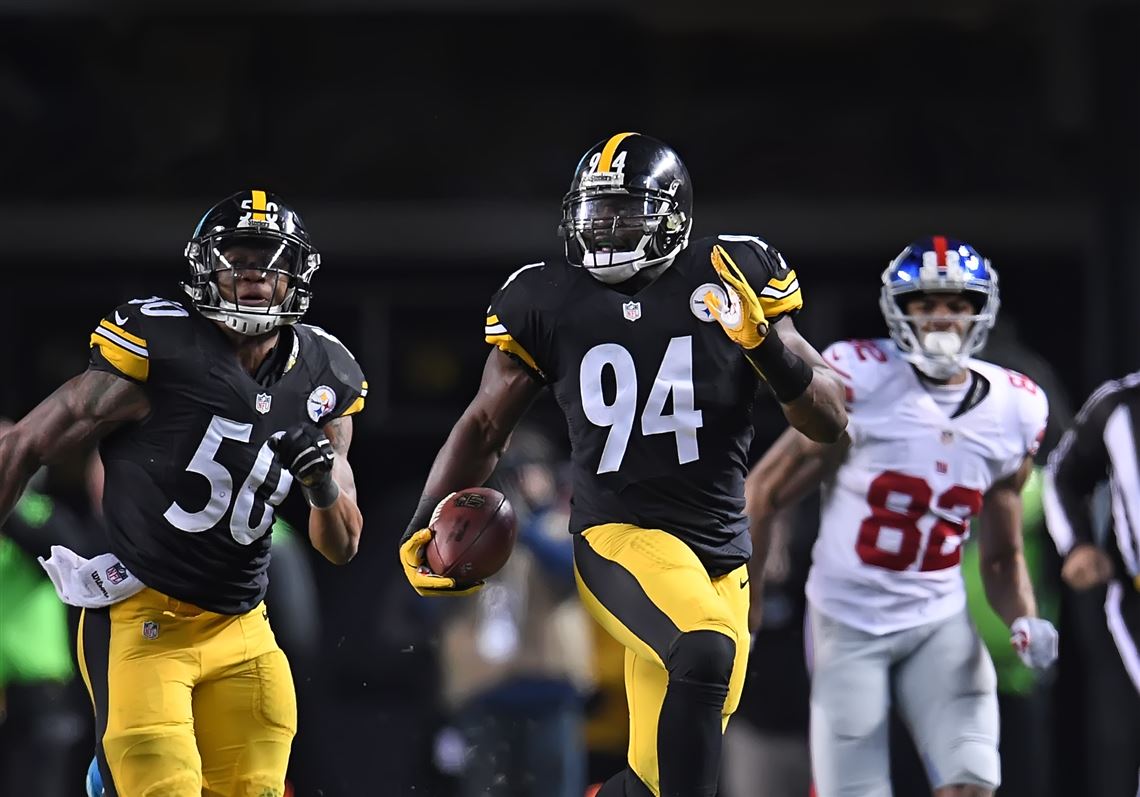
{"left": 0, "top": 190, "right": 367, "bottom": 797}
{"left": 400, "top": 134, "right": 846, "bottom": 797}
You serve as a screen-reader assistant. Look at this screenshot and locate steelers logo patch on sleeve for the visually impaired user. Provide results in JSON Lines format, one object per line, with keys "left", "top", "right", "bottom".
{"left": 690, "top": 283, "right": 728, "bottom": 323}
{"left": 307, "top": 385, "right": 337, "bottom": 422}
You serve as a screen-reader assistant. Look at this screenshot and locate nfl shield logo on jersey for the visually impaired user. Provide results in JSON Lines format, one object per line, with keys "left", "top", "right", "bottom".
{"left": 255, "top": 393, "right": 272, "bottom": 414}
{"left": 142, "top": 621, "right": 159, "bottom": 640}
{"left": 622, "top": 301, "right": 642, "bottom": 322}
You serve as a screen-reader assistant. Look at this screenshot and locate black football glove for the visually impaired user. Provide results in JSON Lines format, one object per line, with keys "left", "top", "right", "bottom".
{"left": 269, "top": 425, "right": 339, "bottom": 508}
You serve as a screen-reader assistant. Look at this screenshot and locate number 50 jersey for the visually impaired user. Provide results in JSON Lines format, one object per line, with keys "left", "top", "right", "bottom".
{"left": 806, "top": 338, "right": 1048, "bottom": 635}
{"left": 88, "top": 296, "right": 367, "bottom": 614}
{"left": 486, "top": 235, "right": 803, "bottom": 577}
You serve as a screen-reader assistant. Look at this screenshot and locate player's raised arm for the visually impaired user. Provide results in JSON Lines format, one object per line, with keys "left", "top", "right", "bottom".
{"left": 766, "top": 316, "right": 849, "bottom": 443}
{"left": 399, "top": 347, "right": 543, "bottom": 595}
{"left": 0, "top": 369, "right": 150, "bottom": 525}
{"left": 704, "top": 243, "right": 846, "bottom": 443}
{"left": 269, "top": 414, "right": 363, "bottom": 565}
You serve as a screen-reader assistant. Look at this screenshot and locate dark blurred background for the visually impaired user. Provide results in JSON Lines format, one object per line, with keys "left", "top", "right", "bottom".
{"left": 2, "top": 1, "right": 1139, "bottom": 795}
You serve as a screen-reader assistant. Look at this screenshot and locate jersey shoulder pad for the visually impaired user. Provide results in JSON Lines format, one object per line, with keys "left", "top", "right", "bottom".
{"left": 708, "top": 234, "right": 803, "bottom": 318}
{"left": 976, "top": 360, "right": 1050, "bottom": 456}
{"left": 822, "top": 338, "right": 900, "bottom": 407}
{"left": 485, "top": 261, "right": 557, "bottom": 381}
{"left": 88, "top": 296, "right": 193, "bottom": 383}
{"left": 296, "top": 324, "right": 368, "bottom": 422}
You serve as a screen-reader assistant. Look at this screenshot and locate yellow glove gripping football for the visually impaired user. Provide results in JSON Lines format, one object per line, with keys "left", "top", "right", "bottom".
{"left": 399, "top": 494, "right": 484, "bottom": 597}
{"left": 704, "top": 244, "right": 770, "bottom": 350}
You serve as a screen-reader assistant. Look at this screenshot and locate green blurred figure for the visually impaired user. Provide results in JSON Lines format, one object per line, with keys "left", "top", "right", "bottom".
{"left": 0, "top": 490, "right": 84, "bottom": 797}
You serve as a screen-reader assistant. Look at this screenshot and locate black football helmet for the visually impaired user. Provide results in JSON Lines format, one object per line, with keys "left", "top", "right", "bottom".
{"left": 183, "top": 190, "right": 320, "bottom": 336}
{"left": 560, "top": 133, "right": 693, "bottom": 283}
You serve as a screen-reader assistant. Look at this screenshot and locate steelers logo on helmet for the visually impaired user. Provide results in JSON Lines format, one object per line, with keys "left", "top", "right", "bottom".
{"left": 879, "top": 235, "right": 1000, "bottom": 380}
{"left": 183, "top": 190, "right": 322, "bottom": 337}
{"left": 307, "top": 385, "right": 337, "bottom": 422}
{"left": 560, "top": 133, "right": 693, "bottom": 284}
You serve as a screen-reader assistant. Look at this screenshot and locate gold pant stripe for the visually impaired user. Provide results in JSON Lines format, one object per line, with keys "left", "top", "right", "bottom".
{"left": 79, "top": 587, "right": 296, "bottom": 797}
{"left": 573, "top": 532, "right": 680, "bottom": 666}
{"left": 573, "top": 524, "right": 751, "bottom": 797}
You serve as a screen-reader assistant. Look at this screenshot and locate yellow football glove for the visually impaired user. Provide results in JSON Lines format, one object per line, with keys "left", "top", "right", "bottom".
{"left": 400, "top": 529, "right": 485, "bottom": 597}
{"left": 399, "top": 493, "right": 485, "bottom": 597}
{"left": 704, "top": 244, "right": 770, "bottom": 349}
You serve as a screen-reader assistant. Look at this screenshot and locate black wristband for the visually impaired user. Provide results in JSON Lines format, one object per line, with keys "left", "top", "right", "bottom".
{"left": 302, "top": 478, "right": 340, "bottom": 510}
{"left": 403, "top": 494, "right": 443, "bottom": 543}
{"left": 744, "top": 327, "right": 814, "bottom": 403}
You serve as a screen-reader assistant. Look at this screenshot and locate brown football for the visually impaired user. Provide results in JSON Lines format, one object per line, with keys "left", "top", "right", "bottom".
{"left": 425, "top": 487, "right": 517, "bottom": 584}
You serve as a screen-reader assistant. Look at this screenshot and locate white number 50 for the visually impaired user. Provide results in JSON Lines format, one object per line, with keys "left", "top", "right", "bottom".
{"left": 163, "top": 415, "right": 294, "bottom": 544}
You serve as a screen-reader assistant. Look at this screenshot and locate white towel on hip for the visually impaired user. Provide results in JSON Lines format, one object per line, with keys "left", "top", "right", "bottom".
{"left": 37, "top": 545, "right": 145, "bottom": 608}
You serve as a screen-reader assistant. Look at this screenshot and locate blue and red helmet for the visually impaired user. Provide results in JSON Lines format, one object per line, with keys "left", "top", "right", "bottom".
{"left": 879, "top": 236, "right": 1000, "bottom": 379}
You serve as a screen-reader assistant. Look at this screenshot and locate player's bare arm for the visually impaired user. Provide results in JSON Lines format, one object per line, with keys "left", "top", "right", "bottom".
{"left": 977, "top": 455, "right": 1037, "bottom": 626}
{"left": 0, "top": 369, "right": 150, "bottom": 524}
{"left": 770, "top": 316, "right": 848, "bottom": 443}
{"left": 744, "top": 426, "right": 850, "bottom": 629}
{"left": 306, "top": 414, "right": 362, "bottom": 565}
{"left": 703, "top": 248, "right": 846, "bottom": 443}
{"left": 399, "top": 348, "right": 542, "bottom": 596}
{"left": 405, "top": 348, "right": 543, "bottom": 532}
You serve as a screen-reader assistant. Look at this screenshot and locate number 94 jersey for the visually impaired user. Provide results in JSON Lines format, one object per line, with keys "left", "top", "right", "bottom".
{"left": 806, "top": 338, "right": 1048, "bottom": 635}
{"left": 485, "top": 235, "right": 804, "bottom": 577}
{"left": 88, "top": 296, "right": 367, "bottom": 615}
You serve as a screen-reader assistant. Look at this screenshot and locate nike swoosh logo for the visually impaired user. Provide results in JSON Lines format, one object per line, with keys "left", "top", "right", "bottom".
{"left": 114, "top": 311, "right": 128, "bottom": 326}
{"left": 740, "top": 577, "right": 750, "bottom": 589}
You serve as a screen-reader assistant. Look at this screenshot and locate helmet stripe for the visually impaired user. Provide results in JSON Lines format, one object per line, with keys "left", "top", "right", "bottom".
{"left": 933, "top": 235, "right": 948, "bottom": 271}
{"left": 251, "top": 189, "right": 268, "bottom": 222}
{"left": 597, "top": 132, "right": 638, "bottom": 172}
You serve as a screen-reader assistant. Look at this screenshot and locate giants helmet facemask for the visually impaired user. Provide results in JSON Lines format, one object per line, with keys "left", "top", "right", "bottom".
{"left": 880, "top": 236, "right": 1000, "bottom": 380}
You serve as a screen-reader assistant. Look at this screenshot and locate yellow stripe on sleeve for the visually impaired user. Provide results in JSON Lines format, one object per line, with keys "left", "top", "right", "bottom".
{"left": 485, "top": 333, "right": 541, "bottom": 374}
{"left": 759, "top": 289, "right": 804, "bottom": 318}
{"left": 99, "top": 320, "right": 146, "bottom": 348}
{"left": 766, "top": 271, "right": 798, "bottom": 291}
{"left": 341, "top": 396, "right": 365, "bottom": 416}
{"left": 486, "top": 314, "right": 499, "bottom": 325}
{"left": 89, "top": 335, "right": 149, "bottom": 382}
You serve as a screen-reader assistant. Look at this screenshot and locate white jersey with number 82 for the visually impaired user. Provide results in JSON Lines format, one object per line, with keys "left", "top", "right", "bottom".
{"left": 806, "top": 338, "right": 1048, "bottom": 635}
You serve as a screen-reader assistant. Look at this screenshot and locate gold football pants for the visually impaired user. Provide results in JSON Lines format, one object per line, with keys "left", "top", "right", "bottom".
{"left": 574, "top": 523, "right": 750, "bottom": 797}
{"left": 78, "top": 587, "right": 297, "bottom": 797}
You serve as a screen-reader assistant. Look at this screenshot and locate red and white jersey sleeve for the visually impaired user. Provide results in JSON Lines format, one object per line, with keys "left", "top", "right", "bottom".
{"left": 806, "top": 340, "right": 1049, "bottom": 635}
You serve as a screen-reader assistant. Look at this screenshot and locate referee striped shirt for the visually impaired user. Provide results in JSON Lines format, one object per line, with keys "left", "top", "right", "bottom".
{"left": 1044, "top": 373, "right": 1140, "bottom": 695}
{"left": 1044, "top": 373, "right": 1140, "bottom": 583}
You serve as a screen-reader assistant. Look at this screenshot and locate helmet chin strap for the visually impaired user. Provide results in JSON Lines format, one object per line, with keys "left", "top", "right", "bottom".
{"left": 204, "top": 285, "right": 297, "bottom": 336}
{"left": 583, "top": 244, "right": 682, "bottom": 285}
{"left": 199, "top": 304, "right": 291, "bottom": 336}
